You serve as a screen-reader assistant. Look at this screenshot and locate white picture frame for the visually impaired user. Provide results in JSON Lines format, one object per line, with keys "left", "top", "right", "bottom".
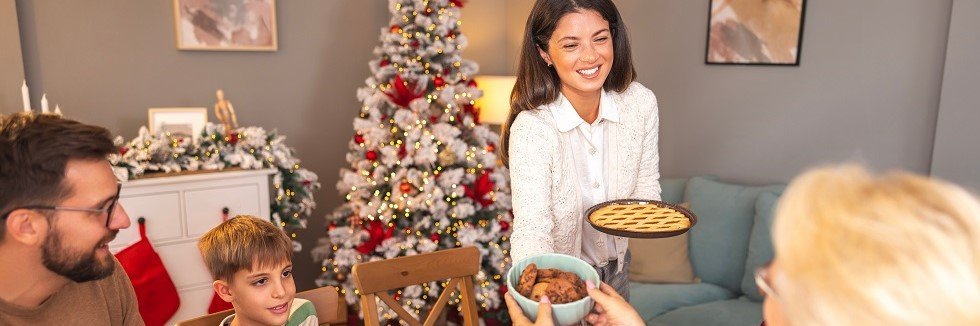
{"left": 148, "top": 108, "right": 208, "bottom": 140}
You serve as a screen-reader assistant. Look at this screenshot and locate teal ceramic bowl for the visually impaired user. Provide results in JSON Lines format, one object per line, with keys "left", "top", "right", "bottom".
{"left": 506, "top": 253, "right": 600, "bottom": 326}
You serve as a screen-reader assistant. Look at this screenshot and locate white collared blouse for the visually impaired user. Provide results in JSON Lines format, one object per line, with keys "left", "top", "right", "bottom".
{"left": 551, "top": 90, "right": 619, "bottom": 267}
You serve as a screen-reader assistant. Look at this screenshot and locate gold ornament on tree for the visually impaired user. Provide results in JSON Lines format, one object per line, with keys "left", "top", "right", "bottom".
{"left": 438, "top": 145, "right": 456, "bottom": 166}
{"left": 214, "top": 89, "right": 239, "bottom": 132}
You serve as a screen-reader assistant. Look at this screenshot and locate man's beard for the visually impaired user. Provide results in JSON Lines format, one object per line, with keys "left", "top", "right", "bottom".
{"left": 42, "top": 228, "right": 117, "bottom": 282}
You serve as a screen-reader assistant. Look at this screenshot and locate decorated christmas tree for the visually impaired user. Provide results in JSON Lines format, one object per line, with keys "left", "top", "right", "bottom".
{"left": 312, "top": 0, "right": 513, "bottom": 322}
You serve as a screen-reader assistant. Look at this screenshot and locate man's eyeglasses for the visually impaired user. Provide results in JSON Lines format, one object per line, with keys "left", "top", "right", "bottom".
{"left": 0, "top": 183, "right": 122, "bottom": 227}
{"left": 754, "top": 261, "right": 779, "bottom": 299}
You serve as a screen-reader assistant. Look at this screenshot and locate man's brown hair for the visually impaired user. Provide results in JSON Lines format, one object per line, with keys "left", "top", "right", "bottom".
{"left": 198, "top": 215, "right": 293, "bottom": 281}
{"left": 0, "top": 113, "right": 116, "bottom": 238}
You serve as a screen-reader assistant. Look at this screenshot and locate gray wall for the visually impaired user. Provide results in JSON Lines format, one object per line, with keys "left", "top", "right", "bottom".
{"left": 1, "top": 0, "right": 24, "bottom": 114}
{"left": 15, "top": 0, "right": 389, "bottom": 291}
{"left": 931, "top": 0, "right": 980, "bottom": 191}
{"left": 617, "top": 0, "right": 952, "bottom": 184}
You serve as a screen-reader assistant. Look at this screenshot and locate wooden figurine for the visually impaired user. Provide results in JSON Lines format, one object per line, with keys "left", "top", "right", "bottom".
{"left": 214, "top": 89, "right": 239, "bottom": 132}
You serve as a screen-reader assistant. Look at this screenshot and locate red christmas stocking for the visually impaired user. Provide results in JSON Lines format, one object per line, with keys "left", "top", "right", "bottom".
{"left": 208, "top": 290, "right": 234, "bottom": 313}
{"left": 208, "top": 209, "right": 235, "bottom": 313}
{"left": 115, "top": 218, "right": 181, "bottom": 326}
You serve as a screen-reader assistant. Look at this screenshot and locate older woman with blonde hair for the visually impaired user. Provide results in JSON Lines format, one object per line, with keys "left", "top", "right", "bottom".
{"left": 760, "top": 165, "right": 980, "bottom": 326}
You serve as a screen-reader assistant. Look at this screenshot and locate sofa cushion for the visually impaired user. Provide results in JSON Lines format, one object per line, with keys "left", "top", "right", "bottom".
{"left": 658, "top": 178, "right": 688, "bottom": 204}
{"left": 629, "top": 282, "right": 736, "bottom": 322}
{"left": 649, "top": 297, "right": 763, "bottom": 326}
{"left": 629, "top": 232, "right": 696, "bottom": 284}
{"left": 741, "top": 191, "right": 782, "bottom": 302}
{"left": 684, "top": 176, "right": 785, "bottom": 293}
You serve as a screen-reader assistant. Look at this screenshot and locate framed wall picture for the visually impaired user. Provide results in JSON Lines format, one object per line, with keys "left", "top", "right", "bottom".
{"left": 173, "top": 0, "right": 278, "bottom": 51}
{"left": 706, "top": 0, "right": 806, "bottom": 65}
{"left": 148, "top": 108, "right": 208, "bottom": 140}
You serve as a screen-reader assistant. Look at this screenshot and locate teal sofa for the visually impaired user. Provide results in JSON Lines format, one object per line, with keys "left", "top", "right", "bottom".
{"left": 629, "top": 176, "right": 785, "bottom": 326}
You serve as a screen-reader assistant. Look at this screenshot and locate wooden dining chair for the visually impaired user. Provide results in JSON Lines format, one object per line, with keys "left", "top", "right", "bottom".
{"left": 351, "top": 246, "right": 481, "bottom": 326}
{"left": 174, "top": 285, "right": 347, "bottom": 326}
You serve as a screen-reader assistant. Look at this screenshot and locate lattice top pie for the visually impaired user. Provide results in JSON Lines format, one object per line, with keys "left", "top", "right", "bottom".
{"left": 588, "top": 203, "right": 692, "bottom": 234}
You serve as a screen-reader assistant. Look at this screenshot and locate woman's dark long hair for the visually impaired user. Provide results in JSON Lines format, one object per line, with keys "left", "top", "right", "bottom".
{"left": 501, "top": 0, "right": 636, "bottom": 166}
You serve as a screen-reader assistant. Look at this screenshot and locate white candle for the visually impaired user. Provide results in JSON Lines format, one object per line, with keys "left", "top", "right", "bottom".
{"left": 21, "top": 81, "right": 30, "bottom": 112}
{"left": 40, "top": 94, "right": 49, "bottom": 113}
{"left": 54, "top": 105, "right": 62, "bottom": 116}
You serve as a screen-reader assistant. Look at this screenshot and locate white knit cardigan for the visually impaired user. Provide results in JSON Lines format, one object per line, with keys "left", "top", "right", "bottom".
{"left": 508, "top": 82, "right": 662, "bottom": 272}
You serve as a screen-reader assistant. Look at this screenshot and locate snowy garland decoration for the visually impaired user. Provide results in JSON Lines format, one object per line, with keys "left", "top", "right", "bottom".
{"left": 109, "top": 123, "right": 320, "bottom": 239}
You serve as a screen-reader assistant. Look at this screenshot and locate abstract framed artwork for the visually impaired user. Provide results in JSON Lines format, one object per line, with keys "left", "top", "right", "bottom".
{"left": 148, "top": 108, "right": 208, "bottom": 140}
{"left": 706, "top": 0, "right": 806, "bottom": 66}
{"left": 173, "top": 0, "right": 278, "bottom": 51}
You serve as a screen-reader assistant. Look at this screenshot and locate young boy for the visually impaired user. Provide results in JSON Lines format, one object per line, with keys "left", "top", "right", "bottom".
{"left": 199, "top": 215, "right": 317, "bottom": 326}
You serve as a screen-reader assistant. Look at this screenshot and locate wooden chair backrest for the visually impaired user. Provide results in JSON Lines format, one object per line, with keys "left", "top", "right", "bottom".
{"left": 351, "top": 246, "right": 481, "bottom": 326}
{"left": 174, "top": 285, "right": 346, "bottom": 326}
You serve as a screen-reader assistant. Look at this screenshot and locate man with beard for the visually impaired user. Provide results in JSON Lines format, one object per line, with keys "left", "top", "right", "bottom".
{"left": 0, "top": 113, "right": 143, "bottom": 325}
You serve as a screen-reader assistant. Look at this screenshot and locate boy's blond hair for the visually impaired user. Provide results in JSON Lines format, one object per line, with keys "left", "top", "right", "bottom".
{"left": 773, "top": 165, "right": 980, "bottom": 325}
{"left": 198, "top": 215, "right": 293, "bottom": 281}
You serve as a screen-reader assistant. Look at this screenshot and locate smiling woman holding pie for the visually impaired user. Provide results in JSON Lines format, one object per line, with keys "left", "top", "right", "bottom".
{"left": 501, "top": 0, "right": 662, "bottom": 300}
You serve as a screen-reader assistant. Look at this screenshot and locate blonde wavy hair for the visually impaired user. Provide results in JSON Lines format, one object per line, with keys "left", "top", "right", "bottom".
{"left": 772, "top": 165, "right": 980, "bottom": 325}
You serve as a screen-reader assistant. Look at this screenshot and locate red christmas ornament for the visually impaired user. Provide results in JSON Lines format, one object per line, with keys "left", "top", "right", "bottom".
{"left": 467, "top": 79, "right": 478, "bottom": 87}
{"left": 328, "top": 222, "right": 337, "bottom": 231}
{"left": 393, "top": 293, "right": 401, "bottom": 301}
{"left": 411, "top": 41, "right": 420, "bottom": 48}
{"left": 379, "top": 59, "right": 390, "bottom": 67}
{"left": 450, "top": 0, "right": 465, "bottom": 8}
{"left": 434, "top": 76, "right": 445, "bottom": 88}
{"left": 430, "top": 233, "right": 440, "bottom": 242}
{"left": 119, "top": 147, "right": 129, "bottom": 155}
{"left": 499, "top": 220, "right": 510, "bottom": 231}
{"left": 365, "top": 150, "right": 378, "bottom": 161}
{"left": 430, "top": 115, "right": 440, "bottom": 123}
{"left": 486, "top": 143, "right": 496, "bottom": 153}
{"left": 390, "top": 24, "right": 402, "bottom": 34}
{"left": 227, "top": 133, "right": 239, "bottom": 145}
{"left": 398, "top": 144, "right": 407, "bottom": 159}
{"left": 399, "top": 182, "right": 412, "bottom": 193}
{"left": 446, "top": 31, "right": 456, "bottom": 39}
{"left": 353, "top": 134, "right": 365, "bottom": 144}
{"left": 464, "top": 171, "right": 495, "bottom": 207}
{"left": 384, "top": 75, "right": 426, "bottom": 108}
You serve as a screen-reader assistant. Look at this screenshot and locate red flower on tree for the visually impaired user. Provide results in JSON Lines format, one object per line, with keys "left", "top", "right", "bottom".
{"left": 356, "top": 220, "right": 395, "bottom": 254}
{"left": 384, "top": 75, "right": 426, "bottom": 108}
{"left": 464, "top": 171, "right": 495, "bottom": 207}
